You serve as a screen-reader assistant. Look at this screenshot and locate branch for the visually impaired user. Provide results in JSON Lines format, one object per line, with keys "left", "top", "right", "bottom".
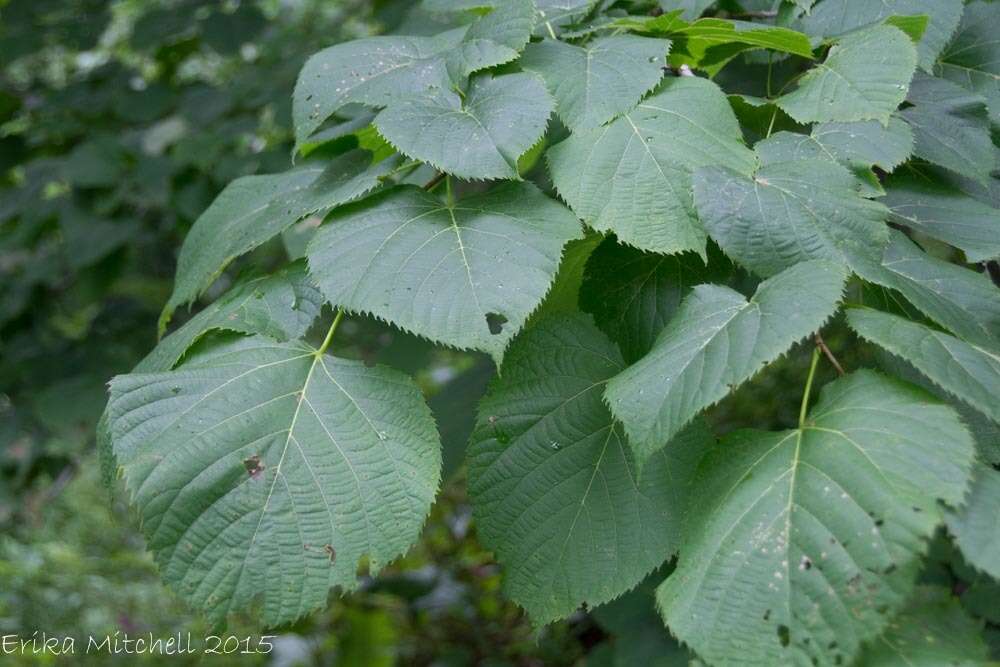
{"left": 815, "top": 333, "right": 845, "bottom": 376}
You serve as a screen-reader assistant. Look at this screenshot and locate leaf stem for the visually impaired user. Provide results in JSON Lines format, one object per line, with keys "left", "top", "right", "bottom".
{"left": 317, "top": 309, "right": 344, "bottom": 356}
{"left": 445, "top": 175, "right": 454, "bottom": 207}
{"left": 798, "top": 346, "right": 822, "bottom": 428}
{"left": 545, "top": 21, "right": 557, "bottom": 40}
{"left": 814, "top": 332, "right": 845, "bottom": 376}
{"left": 424, "top": 171, "right": 446, "bottom": 191}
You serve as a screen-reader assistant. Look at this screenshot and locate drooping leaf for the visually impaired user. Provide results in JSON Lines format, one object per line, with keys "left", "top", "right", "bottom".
{"left": 853, "top": 230, "right": 1000, "bottom": 349}
{"left": 160, "top": 150, "right": 394, "bottom": 332}
{"left": 292, "top": 2, "right": 536, "bottom": 147}
{"left": 777, "top": 25, "right": 917, "bottom": 125}
{"left": 799, "top": 0, "right": 964, "bottom": 71}
{"left": 519, "top": 36, "right": 670, "bottom": 131}
{"left": 140, "top": 264, "right": 323, "bottom": 374}
{"left": 946, "top": 464, "right": 1000, "bottom": 580}
{"left": 897, "top": 74, "right": 996, "bottom": 186}
{"left": 305, "top": 183, "right": 582, "bottom": 362}
{"left": 658, "top": 370, "right": 976, "bottom": 667}
{"left": 847, "top": 308, "right": 1000, "bottom": 424}
{"left": 605, "top": 260, "right": 847, "bottom": 465}
{"left": 374, "top": 72, "right": 553, "bottom": 181}
{"left": 107, "top": 335, "right": 441, "bottom": 626}
{"left": 579, "top": 237, "right": 730, "bottom": 364}
{"left": 693, "top": 158, "right": 890, "bottom": 277}
{"left": 666, "top": 19, "right": 814, "bottom": 74}
{"left": 548, "top": 76, "right": 756, "bottom": 257}
{"left": 881, "top": 169, "right": 1000, "bottom": 263}
{"left": 855, "top": 586, "right": 990, "bottom": 666}
{"left": 936, "top": 1, "right": 1000, "bottom": 125}
{"left": 467, "top": 314, "right": 713, "bottom": 624}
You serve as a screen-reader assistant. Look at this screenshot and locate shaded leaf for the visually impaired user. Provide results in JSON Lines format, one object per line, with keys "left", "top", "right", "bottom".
{"left": 936, "top": 1, "right": 1000, "bottom": 125}
{"left": 606, "top": 260, "right": 846, "bottom": 465}
{"left": 946, "top": 465, "right": 1000, "bottom": 580}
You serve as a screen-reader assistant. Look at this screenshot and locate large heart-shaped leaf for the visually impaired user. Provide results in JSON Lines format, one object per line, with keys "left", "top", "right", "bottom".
{"left": 468, "top": 314, "right": 712, "bottom": 624}
{"left": 658, "top": 370, "right": 975, "bottom": 666}
{"left": 107, "top": 336, "right": 441, "bottom": 626}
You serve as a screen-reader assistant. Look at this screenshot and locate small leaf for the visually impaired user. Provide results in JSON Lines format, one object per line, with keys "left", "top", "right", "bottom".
{"left": 160, "top": 150, "right": 394, "bottom": 331}
{"left": 694, "top": 158, "right": 890, "bottom": 277}
{"left": 777, "top": 25, "right": 917, "bottom": 125}
{"left": 606, "top": 260, "right": 847, "bottom": 465}
{"left": 107, "top": 336, "right": 441, "bottom": 626}
{"left": 520, "top": 35, "right": 670, "bottom": 131}
{"left": 936, "top": 1, "right": 1000, "bottom": 125}
{"left": 898, "top": 73, "right": 996, "bottom": 185}
{"left": 881, "top": 169, "right": 1000, "bottom": 263}
{"left": 847, "top": 308, "right": 1000, "bottom": 424}
{"left": 548, "top": 76, "right": 756, "bottom": 257}
{"left": 305, "top": 183, "right": 581, "bottom": 362}
{"left": 467, "top": 314, "right": 713, "bottom": 624}
{"left": 853, "top": 229, "right": 1000, "bottom": 349}
{"left": 799, "top": 0, "right": 963, "bottom": 71}
{"left": 375, "top": 72, "right": 553, "bottom": 181}
{"left": 855, "top": 586, "right": 990, "bottom": 666}
{"left": 658, "top": 371, "right": 976, "bottom": 666}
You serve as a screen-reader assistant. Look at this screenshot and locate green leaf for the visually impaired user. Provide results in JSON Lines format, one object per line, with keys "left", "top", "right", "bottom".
{"left": 579, "top": 238, "right": 730, "bottom": 364}
{"left": 883, "top": 14, "right": 930, "bottom": 45}
{"left": 672, "top": 19, "right": 814, "bottom": 69}
{"left": 946, "top": 465, "right": 1000, "bottom": 580}
{"left": 531, "top": 232, "right": 603, "bottom": 321}
{"left": 800, "top": 0, "right": 963, "bottom": 71}
{"left": 374, "top": 72, "right": 553, "bottom": 181}
{"left": 519, "top": 36, "right": 670, "bottom": 131}
{"left": 305, "top": 183, "right": 582, "bottom": 362}
{"left": 855, "top": 586, "right": 990, "bottom": 666}
{"left": 658, "top": 370, "right": 976, "bottom": 667}
{"left": 936, "top": 1, "right": 1000, "bottom": 125}
{"left": 658, "top": 0, "right": 714, "bottom": 21}
{"left": 881, "top": 169, "right": 1000, "bottom": 263}
{"left": 160, "top": 150, "right": 394, "bottom": 332}
{"left": 777, "top": 25, "right": 917, "bottom": 125}
{"left": 898, "top": 74, "right": 996, "bottom": 186}
{"left": 467, "top": 314, "right": 713, "bottom": 624}
{"left": 605, "top": 260, "right": 847, "bottom": 465}
{"left": 693, "top": 158, "right": 890, "bottom": 277}
{"left": 534, "top": 0, "right": 597, "bottom": 35}
{"left": 292, "top": 2, "right": 536, "bottom": 147}
{"left": 140, "top": 264, "right": 323, "bottom": 374}
{"left": 107, "top": 335, "right": 441, "bottom": 626}
{"left": 847, "top": 308, "right": 1000, "bottom": 424}
{"left": 547, "top": 76, "right": 756, "bottom": 257}
{"left": 853, "top": 230, "right": 1000, "bottom": 349}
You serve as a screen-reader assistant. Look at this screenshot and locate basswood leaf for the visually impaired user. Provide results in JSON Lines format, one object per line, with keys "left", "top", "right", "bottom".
{"left": 107, "top": 335, "right": 441, "bottom": 626}
{"left": 520, "top": 36, "right": 670, "bottom": 131}
{"left": 305, "top": 183, "right": 581, "bottom": 362}
{"left": 668, "top": 19, "right": 814, "bottom": 74}
{"left": 946, "top": 465, "right": 1000, "bottom": 580}
{"left": 658, "top": 0, "right": 714, "bottom": 21}
{"left": 936, "top": 1, "right": 1000, "bottom": 125}
{"left": 531, "top": 232, "right": 603, "bottom": 321}
{"left": 467, "top": 314, "right": 713, "bottom": 624}
{"left": 143, "top": 265, "right": 323, "bottom": 373}
{"left": 693, "top": 158, "right": 890, "bottom": 277}
{"left": 847, "top": 308, "right": 1000, "bottom": 424}
{"left": 375, "top": 72, "right": 553, "bottom": 181}
{"left": 160, "top": 150, "right": 394, "bottom": 332}
{"left": 800, "top": 0, "right": 964, "bottom": 71}
{"left": 898, "top": 74, "right": 996, "bottom": 185}
{"left": 548, "top": 76, "right": 756, "bottom": 257}
{"left": 881, "top": 170, "right": 1000, "bottom": 263}
{"left": 534, "top": 0, "right": 598, "bottom": 35}
{"left": 579, "top": 238, "right": 730, "bottom": 364}
{"left": 605, "top": 260, "right": 847, "bottom": 465}
{"left": 777, "top": 25, "right": 917, "bottom": 125}
{"left": 853, "top": 230, "right": 1000, "bottom": 349}
{"left": 658, "top": 371, "right": 976, "bottom": 666}
{"left": 292, "top": 2, "right": 536, "bottom": 147}
{"left": 855, "top": 586, "right": 990, "bottom": 666}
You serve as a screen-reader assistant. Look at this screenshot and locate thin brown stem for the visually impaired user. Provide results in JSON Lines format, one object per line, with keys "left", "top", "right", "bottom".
{"left": 815, "top": 332, "right": 845, "bottom": 376}
{"left": 424, "top": 172, "right": 447, "bottom": 191}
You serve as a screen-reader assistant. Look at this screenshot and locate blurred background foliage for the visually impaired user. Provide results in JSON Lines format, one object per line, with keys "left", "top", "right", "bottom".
{"left": 1, "top": 1, "right": 995, "bottom": 665}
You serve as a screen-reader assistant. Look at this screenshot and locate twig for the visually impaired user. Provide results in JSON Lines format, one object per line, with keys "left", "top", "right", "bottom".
{"left": 815, "top": 333, "right": 845, "bottom": 376}
{"left": 424, "top": 172, "right": 446, "bottom": 191}
{"left": 728, "top": 10, "right": 778, "bottom": 19}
